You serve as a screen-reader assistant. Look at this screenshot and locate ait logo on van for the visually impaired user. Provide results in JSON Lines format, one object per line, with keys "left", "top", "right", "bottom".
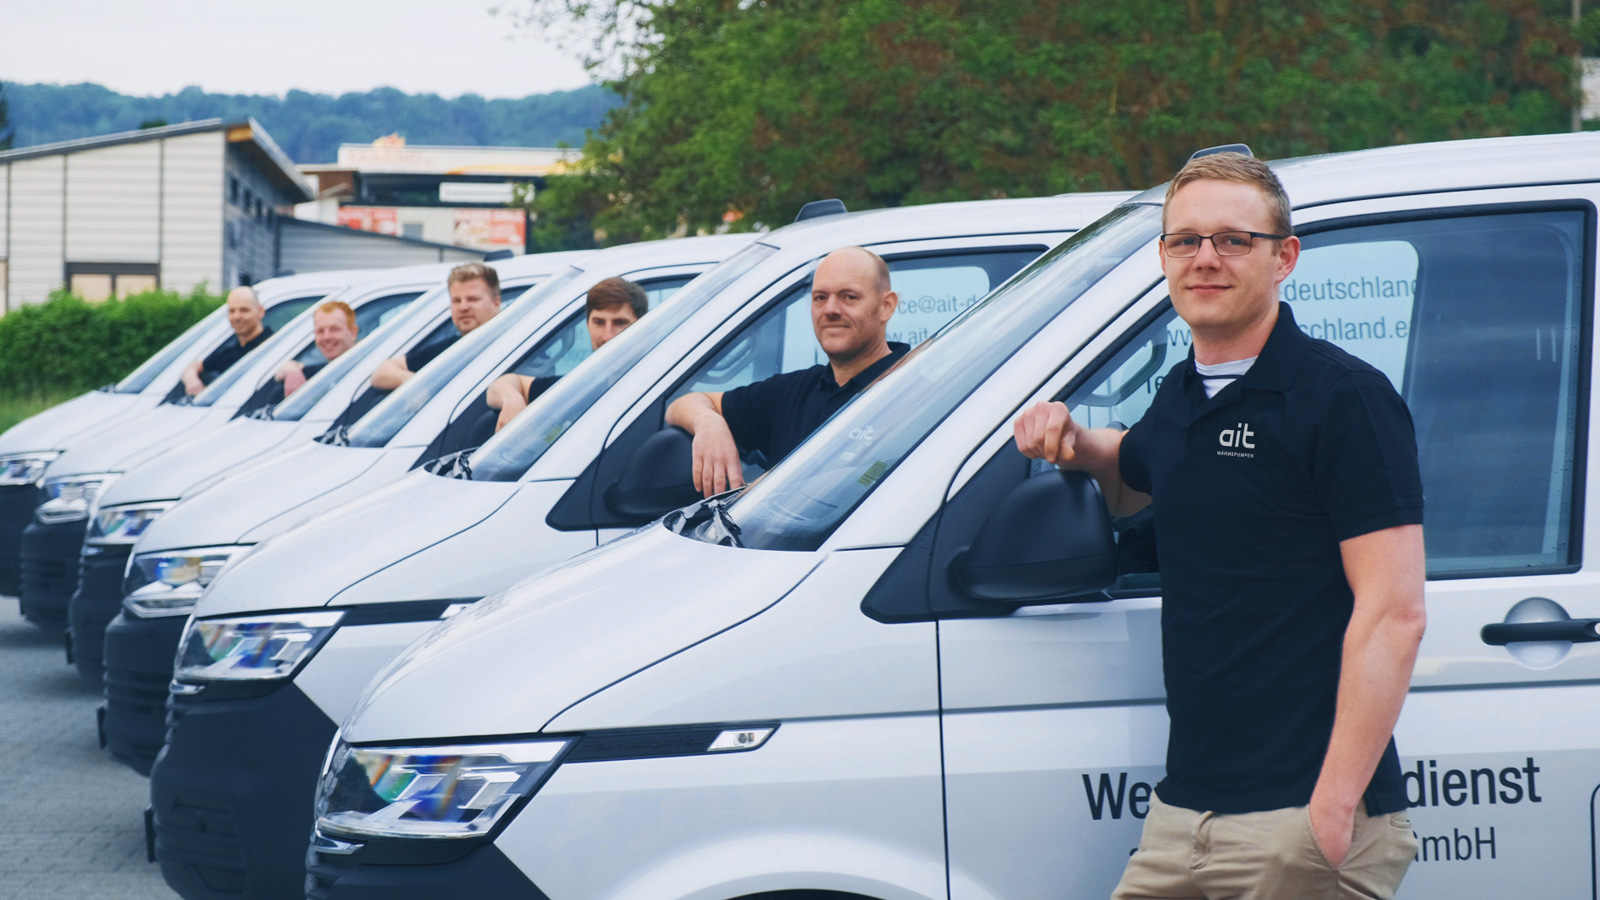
{"left": 1217, "top": 422, "right": 1256, "bottom": 459}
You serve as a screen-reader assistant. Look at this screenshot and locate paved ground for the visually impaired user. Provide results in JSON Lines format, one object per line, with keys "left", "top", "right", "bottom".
{"left": 0, "top": 596, "right": 178, "bottom": 900}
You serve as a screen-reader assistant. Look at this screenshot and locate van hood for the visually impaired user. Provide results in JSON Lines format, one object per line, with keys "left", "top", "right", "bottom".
{"left": 134, "top": 440, "right": 395, "bottom": 551}
{"left": 97, "top": 417, "right": 308, "bottom": 508}
{"left": 0, "top": 390, "right": 138, "bottom": 455}
{"left": 45, "top": 403, "right": 207, "bottom": 478}
{"left": 342, "top": 524, "right": 819, "bottom": 744}
{"left": 193, "top": 469, "right": 518, "bottom": 617}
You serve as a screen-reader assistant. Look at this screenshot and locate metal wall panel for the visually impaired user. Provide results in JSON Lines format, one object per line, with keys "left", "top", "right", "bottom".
{"left": 8, "top": 155, "right": 66, "bottom": 307}
{"left": 160, "top": 132, "right": 225, "bottom": 294}
{"left": 223, "top": 149, "right": 282, "bottom": 286}
{"left": 65, "top": 142, "right": 162, "bottom": 264}
{"left": 0, "top": 163, "right": 9, "bottom": 259}
{"left": 277, "top": 219, "right": 478, "bottom": 272}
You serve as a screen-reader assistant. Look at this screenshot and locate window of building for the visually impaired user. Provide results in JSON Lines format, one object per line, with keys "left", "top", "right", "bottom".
{"left": 65, "top": 263, "right": 161, "bottom": 302}
{"left": 229, "top": 176, "right": 240, "bottom": 205}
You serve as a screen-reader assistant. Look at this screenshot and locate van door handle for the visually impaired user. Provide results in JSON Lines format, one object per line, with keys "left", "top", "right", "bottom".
{"left": 1480, "top": 619, "right": 1600, "bottom": 645}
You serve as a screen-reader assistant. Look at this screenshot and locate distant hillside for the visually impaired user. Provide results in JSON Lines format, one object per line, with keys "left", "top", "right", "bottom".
{"left": 1, "top": 82, "right": 617, "bottom": 163}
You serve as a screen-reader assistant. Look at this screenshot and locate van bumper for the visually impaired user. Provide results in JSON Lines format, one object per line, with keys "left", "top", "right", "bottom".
{"left": 68, "top": 543, "right": 132, "bottom": 680}
{"left": 305, "top": 840, "right": 549, "bottom": 900}
{"left": 151, "top": 681, "right": 338, "bottom": 900}
{"left": 0, "top": 483, "right": 43, "bottom": 596}
{"left": 18, "top": 517, "right": 85, "bottom": 631}
{"left": 102, "top": 610, "right": 186, "bottom": 774}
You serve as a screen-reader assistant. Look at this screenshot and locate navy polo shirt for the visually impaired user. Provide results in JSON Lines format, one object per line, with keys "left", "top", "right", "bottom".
{"left": 720, "top": 342, "right": 910, "bottom": 466}
{"left": 1119, "top": 303, "right": 1423, "bottom": 816}
{"left": 199, "top": 326, "right": 273, "bottom": 385}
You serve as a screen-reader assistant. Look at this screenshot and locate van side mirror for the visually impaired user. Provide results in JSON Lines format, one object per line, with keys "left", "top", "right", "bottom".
{"left": 949, "top": 469, "right": 1117, "bottom": 603}
{"left": 604, "top": 427, "right": 703, "bottom": 521}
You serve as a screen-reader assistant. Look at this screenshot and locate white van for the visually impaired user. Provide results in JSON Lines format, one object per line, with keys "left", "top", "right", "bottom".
{"left": 149, "top": 194, "right": 1124, "bottom": 900}
{"left": 103, "top": 236, "right": 747, "bottom": 777}
{"left": 66, "top": 253, "right": 588, "bottom": 681}
{"left": 310, "top": 132, "right": 1600, "bottom": 900}
{"left": 12, "top": 267, "right": 437, "bottom": 633}
{"left": 0, "top": 270, "right": 362, "bottom": 599}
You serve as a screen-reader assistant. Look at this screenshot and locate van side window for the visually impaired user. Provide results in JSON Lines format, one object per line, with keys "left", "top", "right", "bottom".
{"left": 1066, "top": 207, "right": 1589, "bottom": 592}
{"left": 674, "top": 250, "right": 1042, "bottom": 400}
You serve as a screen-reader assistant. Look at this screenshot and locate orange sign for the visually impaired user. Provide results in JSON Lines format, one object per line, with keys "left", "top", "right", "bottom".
{"left": 453, "top": 209, "right": 526, "bottom": 248}
{"left": 337, "top": 206, "right": 401, "bottom": 236}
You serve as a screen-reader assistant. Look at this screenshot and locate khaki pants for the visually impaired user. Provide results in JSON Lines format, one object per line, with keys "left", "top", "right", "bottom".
{"left": 1111, "top": 794, "right": 1418, "bottom": 900}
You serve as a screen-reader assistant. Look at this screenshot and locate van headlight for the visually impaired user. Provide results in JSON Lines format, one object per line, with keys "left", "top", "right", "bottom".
{"left": 175, "top": 610, "right": 343, "bottom": 680}
{"left": 0, "top": 452, "right": 58, "bottom": 486}
{"left": 36, "top": 473, "right": 119, "bottom": 524}
{"left": 123, "top": 546, "right": 245, "bottom": 617}
{"left": 89, "top": 502, "right": 173, "bottom": 545}
{"left": 315, "top": 739, "right": 567, "bottom": 841}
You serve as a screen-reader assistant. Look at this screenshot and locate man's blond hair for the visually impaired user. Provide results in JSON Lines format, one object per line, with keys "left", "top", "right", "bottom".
{"left": 447, "top": 262, "right": 501, "bottom": 298}
{"left": 1164, "top": 153, "right": 1293, "bottom": 239}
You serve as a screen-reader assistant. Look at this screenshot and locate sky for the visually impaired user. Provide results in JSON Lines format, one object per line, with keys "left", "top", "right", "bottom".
{"left": 0, "top": 0, "right": 593, "bottom": 98}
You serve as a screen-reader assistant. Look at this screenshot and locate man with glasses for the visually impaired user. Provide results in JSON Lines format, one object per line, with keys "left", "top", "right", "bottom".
{"left": 1015, "top": 153, "right": 1424, "bottom": 899}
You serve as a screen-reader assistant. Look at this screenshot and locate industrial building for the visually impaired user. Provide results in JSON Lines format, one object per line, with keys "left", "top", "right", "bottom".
{"left": 296, "top": 137, "right": 577, "bottom": 254}
{"left": 0, "top": 119, "right": 482, "bottom": 313}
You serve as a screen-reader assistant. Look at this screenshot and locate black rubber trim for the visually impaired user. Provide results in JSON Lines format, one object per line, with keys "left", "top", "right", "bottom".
{"left": 69, "top": 542, "right": 133, "bottom": 680}
{"left": 306, "top": 843, "right": 549, "bottom": 900}
{"left": 564, "top": 722, "right": 781, "bottom": 763}
{"left": 19, "top": 517, "right": 86, "bottom": 628}
{"left": 102, "top": 611, "right": 190, "bottom": 775}
{"left": 339, "top": 599, "right": 476, "bottom": 626}
{"left": 0, "top": 483, "right": 43, "bottom": 595}
{"left": 153, "top": 682, "right": 339, "bottom": 900}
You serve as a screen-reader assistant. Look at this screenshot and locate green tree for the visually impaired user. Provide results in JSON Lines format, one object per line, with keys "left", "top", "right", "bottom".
{"left": 521, "top": 0, "right": 1580, "bottom": 244}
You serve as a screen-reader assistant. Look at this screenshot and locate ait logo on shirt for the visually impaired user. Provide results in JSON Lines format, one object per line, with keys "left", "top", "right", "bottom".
{"left": 1217, "top": 422, "right": 1256, "bottom": 458}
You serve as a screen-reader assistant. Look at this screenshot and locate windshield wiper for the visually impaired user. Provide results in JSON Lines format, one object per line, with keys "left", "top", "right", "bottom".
{"left": 664, "top": 495, "right": 744, "bottom": 548}
{"left": 249, "top": 404, "right": 278, "bottom": 421}
{"left": 316, "top": 425, "right": 350, "bottom": 447}
{"left": 424, "top": 448, "right": 474, "bottom": 480}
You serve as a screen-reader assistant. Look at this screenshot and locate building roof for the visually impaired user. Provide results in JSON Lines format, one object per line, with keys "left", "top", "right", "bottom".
{"left": 0, "top": 118, "right": 314, "bottom": 202}
{"left": 304, "top": 139, "right": 579, "bottom": 177}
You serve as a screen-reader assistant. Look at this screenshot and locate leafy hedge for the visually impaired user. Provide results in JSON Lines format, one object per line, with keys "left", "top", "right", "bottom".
{"left": 0, "top": 287, "right": 222, "bottom": 396}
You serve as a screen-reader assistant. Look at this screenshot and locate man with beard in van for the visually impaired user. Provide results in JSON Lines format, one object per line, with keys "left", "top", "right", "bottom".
{"left": 370, "top": 262, "right": 502, "bottom": 390}
{"left": 667, "top": 246, "right": 907, "bottom": 497}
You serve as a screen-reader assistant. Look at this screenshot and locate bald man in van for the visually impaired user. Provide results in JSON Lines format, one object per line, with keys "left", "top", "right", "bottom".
{"left": 181, "top": 286, "right": 272, "bottom": 395}
{"left": 667, "top": 246, "right": 906, "bottom": 497}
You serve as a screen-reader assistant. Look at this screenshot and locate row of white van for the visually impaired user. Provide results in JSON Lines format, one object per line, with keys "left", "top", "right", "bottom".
{"left": 3, "top": 131, "right": 1598, "bottom": 900}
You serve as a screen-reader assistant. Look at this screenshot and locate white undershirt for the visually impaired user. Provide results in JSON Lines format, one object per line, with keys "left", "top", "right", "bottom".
{"left": 1194, "top": 356, "right": 1257, "bottom": 399}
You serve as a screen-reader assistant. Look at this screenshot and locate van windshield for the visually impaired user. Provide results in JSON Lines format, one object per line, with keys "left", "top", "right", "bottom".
{"left": 470, "top": 242, "right": 779, "bottom": 482}
{"left": 344, "top": 269, "right": 584, "bottom": 448}
{"left": 112, "top": 309, "right": 224, "bottom": 394}
{"left": 717, "top": 203, "right": 1161, "bottom": 551}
